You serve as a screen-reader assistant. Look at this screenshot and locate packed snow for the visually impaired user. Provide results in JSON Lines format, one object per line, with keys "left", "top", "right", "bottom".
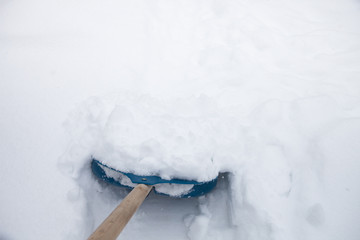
{"left": 1, "top": 0, "right": 360, "bottom": 240}
{"left": 155, "top": 183, "right": 195, "bottom": 197}
{"left": 92, "top": 96, "right": 220, "bottom": 182}
{"left": 100, "top": 164, "right": 137, "bottom": 188}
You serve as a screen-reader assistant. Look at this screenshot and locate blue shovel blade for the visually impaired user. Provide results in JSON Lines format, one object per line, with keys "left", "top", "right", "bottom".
{"left": 91, "top": 159, "right": 218, "bottom": 198}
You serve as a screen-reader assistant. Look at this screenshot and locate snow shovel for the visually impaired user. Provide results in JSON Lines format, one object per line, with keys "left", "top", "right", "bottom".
{"left": 88, "top": 159, "right": 218, "bottom": 240}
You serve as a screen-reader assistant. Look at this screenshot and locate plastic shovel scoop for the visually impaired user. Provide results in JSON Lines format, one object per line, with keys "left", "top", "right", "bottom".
{"left": 88, "top": 159, "right": 218, "bottom": 240}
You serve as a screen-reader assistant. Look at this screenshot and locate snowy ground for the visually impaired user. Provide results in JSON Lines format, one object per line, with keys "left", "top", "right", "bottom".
{"left": 1, "top": 0, "right": 360, "bottom": 239}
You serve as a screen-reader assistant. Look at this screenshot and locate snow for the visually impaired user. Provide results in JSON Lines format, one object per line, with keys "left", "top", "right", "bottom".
{"left": 101, "top": 164, "right": 137, "bottom": 188}
{"left": 92, "top": 96, "right": 220, "bottom": 182}
{"left": 155, "top": 183, "right": 194, "bottom": 197}
{"left": 1, "top": 0, "right": 360, "bottom": 240}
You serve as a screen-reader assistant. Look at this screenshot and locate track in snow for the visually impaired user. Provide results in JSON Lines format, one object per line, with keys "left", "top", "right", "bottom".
{"left": 83, "top": 170, "right": 236, "bottom": 240}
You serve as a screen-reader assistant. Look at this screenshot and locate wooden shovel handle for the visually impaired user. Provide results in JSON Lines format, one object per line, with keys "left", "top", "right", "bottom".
{"left": 88, "top": 184, "right": 153, "bottom": 240}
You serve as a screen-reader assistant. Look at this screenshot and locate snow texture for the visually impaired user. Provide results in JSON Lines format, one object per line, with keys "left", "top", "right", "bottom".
{"left": 1, "top": 0, "right": 360, "bottom": 240}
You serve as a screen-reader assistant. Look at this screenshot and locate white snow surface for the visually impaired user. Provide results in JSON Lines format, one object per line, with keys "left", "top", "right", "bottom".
{"left": 101, "top": 164, "right": 137, "bottom": 188}
{"left": 1, "top": 0, "right": 360, "bottom": 240}
{"left": 155, "top": 183, "right": 195, "bottom": 197}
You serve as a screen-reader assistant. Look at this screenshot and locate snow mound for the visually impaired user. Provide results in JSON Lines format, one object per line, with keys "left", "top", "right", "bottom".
{"left": 60, "top": 92, "right": 360, "bottom": 239}
{"left": 92, "top": 95, "right": 227, "bottom": 182}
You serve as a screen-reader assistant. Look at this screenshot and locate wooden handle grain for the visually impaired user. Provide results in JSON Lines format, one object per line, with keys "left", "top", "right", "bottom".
{"left": 88, "top": 184, "right": 153, "bottom": 240}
